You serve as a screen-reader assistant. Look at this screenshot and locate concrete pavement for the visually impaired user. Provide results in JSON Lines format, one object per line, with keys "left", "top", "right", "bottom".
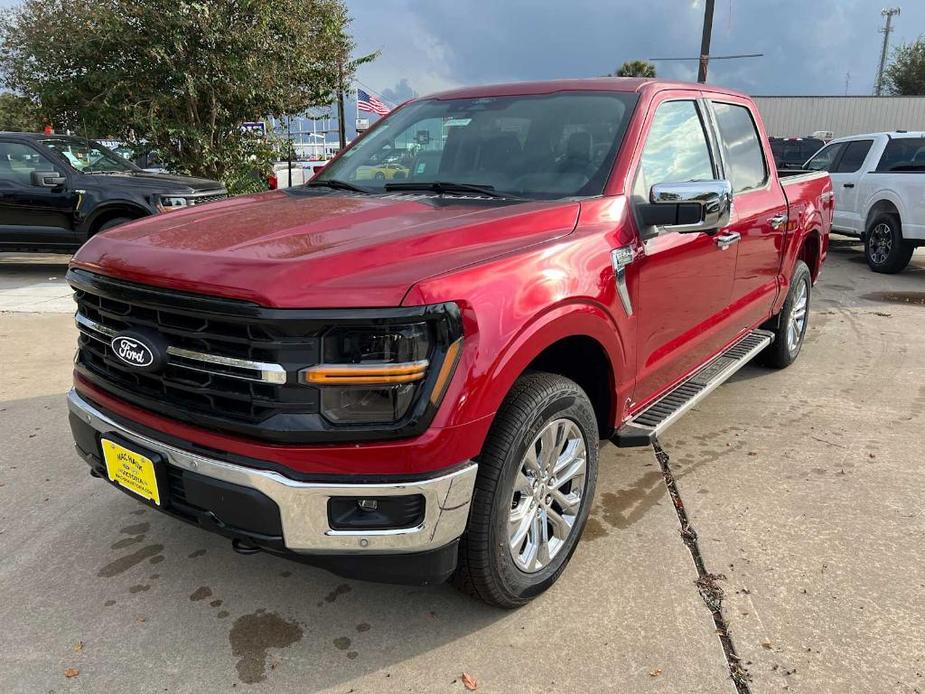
{"left": 0, "top": 239, "right": 923, "bottom": 692}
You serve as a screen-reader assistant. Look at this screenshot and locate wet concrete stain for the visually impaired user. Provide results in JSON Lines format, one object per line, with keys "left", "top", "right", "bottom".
{"left": 863, "top": 291, "right": 925, "bottom": 306}
{"left": 129, "top": 584, "right": 150, "bottom": 594}
{"left": 104, "top": 600, "right": 116, "bottom": 607}
{"left": 210, "top": 599, "right": 223, "bottom": 608}
{"left": 120, "top": 522, "right": 149, "bottom": 535}
{"left": 111, "top": 536, "right": 143, "bottom": 550}
{"left": 217, "top": 610, "right": 230, "bottom": 619}
{"left": 188, "top": 549, "right": 207, "bottom": 558}
{"left": 279, "top": 571, "right": 292, "bottom": 578}
{"left": 581, "top": 516, "right": 608, "bottom": 540}
{"left": 130, "top": 509, "right": 146, "bottom": 516}
{"left": 149, "top": 555, "right": 164, "bottom": 565}
{"left": 356, "top": 623, "right": 371, "bottom": 633}
{"left": 347, "top": 651, "right": 358, "bottom": 659}
{"left": 324, "top": 584, "right": 351, "bottom": 603}
{"left": 333, "top": 636, "right": 351, "bottom": 650}
{"left": 229, "top": 611, "right": 303, "bottom": 684}
{"left": 189, "top": 586, "right": 213, "bottom": 601}
{"left": 97, "top": 544, "right": 164, "bottom": 578}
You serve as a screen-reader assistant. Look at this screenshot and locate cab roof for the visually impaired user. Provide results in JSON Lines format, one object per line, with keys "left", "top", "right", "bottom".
{"left": 423, "top": 77, "right": 750, "bottom": 101}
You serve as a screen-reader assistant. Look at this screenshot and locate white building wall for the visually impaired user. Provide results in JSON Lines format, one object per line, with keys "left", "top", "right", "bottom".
{"left": 754, "top": 96, "right": 925, "bottom": 138}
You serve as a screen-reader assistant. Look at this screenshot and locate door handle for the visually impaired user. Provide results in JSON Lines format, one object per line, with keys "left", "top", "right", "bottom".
{"left": 714, "top": 231, "right": 741, "bottom": 250}
{"left": 843, "top": 183, "right": 855, "bottom": 188}
{"left": 768, "top": 213, "right": 788, "bottom": 230}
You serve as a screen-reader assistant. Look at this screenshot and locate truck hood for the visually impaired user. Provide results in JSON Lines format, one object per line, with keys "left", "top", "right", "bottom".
{"left": 78, "top": 171, "right": 223, "bottom": 194}
{"left": 71, "top": 190, "right": 580, "bottom": 308}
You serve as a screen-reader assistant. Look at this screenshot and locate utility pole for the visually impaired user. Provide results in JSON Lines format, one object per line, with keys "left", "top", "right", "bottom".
{"left": 697, "top": 0, "right": 716, "bottom": 83}
{"left": 875, "top": 7, "right": 900, "bottom": 96}
{"left": 845, "top": 72, "right": 851, "bottom": 96}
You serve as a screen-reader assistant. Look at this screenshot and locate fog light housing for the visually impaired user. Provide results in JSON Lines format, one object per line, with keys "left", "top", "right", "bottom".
{"left": 328, "top": 495, "right": 425, "bottom": 530}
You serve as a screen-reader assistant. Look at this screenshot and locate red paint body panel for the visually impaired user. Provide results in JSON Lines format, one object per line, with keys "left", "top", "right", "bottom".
{"left": 71, "top": 79, "right": 831, "bottom": 477}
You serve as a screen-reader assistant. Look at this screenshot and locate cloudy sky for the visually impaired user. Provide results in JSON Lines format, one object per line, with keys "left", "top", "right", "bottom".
{"left": 347, "top": 0, "right": 925, "bottom": 105}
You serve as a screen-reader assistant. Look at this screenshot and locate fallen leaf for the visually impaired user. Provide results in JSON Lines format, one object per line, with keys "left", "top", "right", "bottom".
{"left": 64, "top": 668, "right": 80, "bottom": 678}
{"left": 74, "top": 641, "right": 84, "bottom": 652}
{"left": 461, "top": 672, "right": 478, "bottom": 690}
{"left": 649, "top": 668, "right": 663, "bottom": 678}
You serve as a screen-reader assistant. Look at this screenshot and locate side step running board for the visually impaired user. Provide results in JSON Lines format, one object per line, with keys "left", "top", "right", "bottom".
{"left": 612, "top": 329, "right": 774, "bottom": 447}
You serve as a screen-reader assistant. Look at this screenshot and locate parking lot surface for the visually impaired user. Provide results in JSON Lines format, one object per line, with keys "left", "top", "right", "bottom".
{"left": 1, "top": 240, "right": 923, "bottom": 693}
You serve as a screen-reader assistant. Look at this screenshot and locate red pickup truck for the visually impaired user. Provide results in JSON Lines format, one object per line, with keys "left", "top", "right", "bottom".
{"left": 67, "top": 79, "right": 832, "bottom": 608}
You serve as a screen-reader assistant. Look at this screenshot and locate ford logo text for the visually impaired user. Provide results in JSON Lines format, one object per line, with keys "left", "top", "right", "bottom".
{"left": 111, "top": 335, "right": 156, "bottom": 368}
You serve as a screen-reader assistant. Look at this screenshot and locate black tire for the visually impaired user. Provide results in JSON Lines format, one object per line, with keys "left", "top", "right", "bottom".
{"left": 763, "top": 260, "right": 811, "bottom": 369}
{"left": 864, "top": 213, "right": 913, "bottom": 274}
{"left": 97, "top": 216, "right": 134, "bottom": 232}
{"left": 453, "top": 372, "right": 599, "bottom": 608}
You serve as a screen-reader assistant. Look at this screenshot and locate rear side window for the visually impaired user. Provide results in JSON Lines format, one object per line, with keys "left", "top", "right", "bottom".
{"left": 875, "top": 138, "right": 925, "bottom": 172}
{"left": 834, "top": 140, "right": 873, "bottom": 173}
{"left": 805, "top": 142, "right": 845, "bottom": 171}
{"left": 637, "top": 100, "right": 715, "bottom": 192}
{"left": 711, "top": 102, "right": 767, "bottom": 192}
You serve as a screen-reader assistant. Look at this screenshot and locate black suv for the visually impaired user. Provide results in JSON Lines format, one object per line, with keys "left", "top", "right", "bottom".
{"left": 0, "top": 133, "right": 226, "bottom": 252}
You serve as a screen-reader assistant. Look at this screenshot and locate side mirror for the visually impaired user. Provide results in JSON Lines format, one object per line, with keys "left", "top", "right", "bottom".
{"left": 31, "top": 171, "right": 66, "bottom": 188}
{"left": 639, "top": 180, "right": 732, "bottom": 233}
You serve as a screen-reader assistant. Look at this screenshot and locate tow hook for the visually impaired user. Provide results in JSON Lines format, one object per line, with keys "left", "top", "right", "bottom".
{"left": 231, "top": 538, "right": 262, "bottom": 555}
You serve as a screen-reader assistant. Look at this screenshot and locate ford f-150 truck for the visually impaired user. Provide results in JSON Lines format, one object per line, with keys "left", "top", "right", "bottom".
{"left": 66, "top": 79, "right": 832, "bottom": 608}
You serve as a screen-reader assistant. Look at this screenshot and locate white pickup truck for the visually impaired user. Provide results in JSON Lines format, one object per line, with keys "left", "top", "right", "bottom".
{"left": 804, "top": 131, "right": 925, "bottom": 273}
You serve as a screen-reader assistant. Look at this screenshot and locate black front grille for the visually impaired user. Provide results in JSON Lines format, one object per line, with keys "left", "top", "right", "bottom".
{"left": 67, "top": 268, "right": 463, "bottom": 444}
{"left": 191, "top": 191, "right": 228, "bottom": 206}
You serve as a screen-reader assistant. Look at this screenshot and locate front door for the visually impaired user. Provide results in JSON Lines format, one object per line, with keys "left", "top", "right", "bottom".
{"left": 630, "top": 94, "right": 741, "bottom": 404}
{"left": 0, "top": 140, "right": 76, "bottom": 247}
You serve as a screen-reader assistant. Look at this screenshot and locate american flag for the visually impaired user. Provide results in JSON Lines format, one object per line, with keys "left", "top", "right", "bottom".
{"left": 357, "top": 89, "right": 390, "bottom": 116}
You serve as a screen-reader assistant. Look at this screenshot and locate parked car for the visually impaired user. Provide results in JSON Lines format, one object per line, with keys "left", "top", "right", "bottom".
{"left": 66, "top": 78, "right": 832, "bottom": 607}
{"left": 0, "top": 133, "right": 227, "bottom": 252}
{"left": 769, "top": 136, "right": 826, "bottom": 169}
{"left": 804, "top": 131, "right": 925, "bottom": 273}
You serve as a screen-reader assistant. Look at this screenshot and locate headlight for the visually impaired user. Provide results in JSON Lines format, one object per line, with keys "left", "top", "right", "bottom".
{"left": 157, "top": 195, "right": 190, "bottom": 212}
{"left": 298, "top": 319, "right": 463, "bottom": 426}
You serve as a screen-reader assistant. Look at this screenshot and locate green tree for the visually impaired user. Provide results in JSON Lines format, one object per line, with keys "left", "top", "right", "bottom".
{"left": 0, "top": 0, "right": 369, "bottom": 190}
{"left": 0, "top": 92, "right": 43, "bottom": 131}
{"left": 614, "top": 60, "right": 656, "bottom": 78}
{"left": 884, "top": 37, "right": 925, "bottom": 95}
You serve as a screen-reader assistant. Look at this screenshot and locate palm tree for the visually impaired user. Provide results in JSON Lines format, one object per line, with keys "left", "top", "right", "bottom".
{"left": 614, "top": 60, "right": 656, "bottom": 78}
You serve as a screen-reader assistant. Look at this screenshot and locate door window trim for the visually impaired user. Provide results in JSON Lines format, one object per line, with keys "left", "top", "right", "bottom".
{"left": 831, "top": 138, "right": 874, "bottom": 174}
{"left": 703, "top": 99, "right": 770, "bottom": 193}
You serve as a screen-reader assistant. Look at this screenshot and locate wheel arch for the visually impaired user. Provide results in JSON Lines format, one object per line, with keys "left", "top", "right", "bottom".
{"left": 864, "top": 197, "right": 902, "bottom": 232}
{"left": 85, "top": 202, "right": 150, "bottom": 236}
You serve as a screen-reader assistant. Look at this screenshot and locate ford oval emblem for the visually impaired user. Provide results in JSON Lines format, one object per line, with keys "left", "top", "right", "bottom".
{"left": 111, "top": 334, "right": 156, "bottom": 368}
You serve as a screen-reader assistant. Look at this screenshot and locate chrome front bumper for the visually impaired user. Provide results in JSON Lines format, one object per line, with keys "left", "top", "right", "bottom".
{"left": 68, "top": 389, "right": 478, "bottom": 554}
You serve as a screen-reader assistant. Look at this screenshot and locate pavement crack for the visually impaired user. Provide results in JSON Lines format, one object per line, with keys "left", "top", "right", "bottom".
{"left": 652, "top": 438, "right": 752, "bottom": 694}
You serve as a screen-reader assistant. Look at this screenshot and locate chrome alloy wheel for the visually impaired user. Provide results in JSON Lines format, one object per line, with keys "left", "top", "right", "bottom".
{"left": 868, "top": 222, "right": 893, "bottom": 265}
{"left": 508, "top": 418, "right": 587, "bottom": 573}
{"left": 787, "top": 279, "right": 808, "bottom": 354}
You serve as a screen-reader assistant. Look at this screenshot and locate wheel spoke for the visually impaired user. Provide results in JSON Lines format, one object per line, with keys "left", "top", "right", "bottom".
{"left": 546, "top": 506, "right": 573, "bottom": 540}
{"left": 508, "top": 505, "right": 533, "bottom": 551}
{"left": 550, "top": 488, "right": 581, "bottom": 514}
{"left": 522, "top": 444, "right": 542, "bottom": 476}
{"left": 538, "top": 425, "right": 559, "bottom": 471}
{"left": 535, "top": 509, "right": 551, "bottom": 567}
{"left": 553, "top": 457, "right": 586, "bottom": 488}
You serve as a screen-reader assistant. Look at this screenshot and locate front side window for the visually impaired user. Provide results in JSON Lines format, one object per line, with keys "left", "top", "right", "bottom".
{"left": 317, "top": 91, "right": 639, "bottom": 199}
{"left": 40, "top": 137, "right": 136, "bottom": 174}
{"left": 0, "top": 142, "right": 62, "bottom": 185}
{"left": 636, "top": 100, "right": 715, "bottom": 196}
{"left": 804, "top": 142, "right": 845, "bottom": 171}
{"left": 711, "top": 102, "right": 767, "bottom": 192}
{"left": 834, "top": 140, "right": 873, "bottom": 173}
{"left": 875, "top": 138, "right": 925, "bottom": 172}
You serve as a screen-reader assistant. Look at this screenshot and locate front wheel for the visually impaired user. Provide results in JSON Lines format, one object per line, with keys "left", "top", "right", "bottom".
{"left": 453, "top": 372, "right": 599, "bottom": 608}
{"left": 763, "top": 260, "right": 811, "bottom": 369}
{"left": 865, "top": 213, "right": 913, "bottom": 274}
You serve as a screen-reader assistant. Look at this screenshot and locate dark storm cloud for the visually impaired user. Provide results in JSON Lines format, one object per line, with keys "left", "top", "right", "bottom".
{"left": 348, "top": 0, "right": 925, "bottom": 98}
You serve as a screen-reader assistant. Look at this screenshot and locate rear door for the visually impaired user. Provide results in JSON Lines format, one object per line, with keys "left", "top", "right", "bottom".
{"left": 706, "top": 98, "right": 787, "bottom": 329}
{"left": 0, "top": 139, "right": 77, "bottom": 247}
{"left": 828, "top": 138, "right": 875, "bottom": 233}
{"left": 630, "top": 93, "right": 740, "bottom": 403}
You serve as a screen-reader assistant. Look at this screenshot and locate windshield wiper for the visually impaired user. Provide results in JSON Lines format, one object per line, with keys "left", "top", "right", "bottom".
{"left": 306, "top": 179, "right": 370, "bottom": 193}
{"left": 384, "top": 181, "right": 521, "bottom": 199}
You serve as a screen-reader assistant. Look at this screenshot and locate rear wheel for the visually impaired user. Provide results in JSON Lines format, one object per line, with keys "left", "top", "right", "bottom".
{"left": 763, "top": 260, "right": 811, "bottom": 369}
{"left": 453, "top": 372, "right": 598, "bottom": 608}
{"left": 865, "top": 213, "right": 913, "bottom": 274}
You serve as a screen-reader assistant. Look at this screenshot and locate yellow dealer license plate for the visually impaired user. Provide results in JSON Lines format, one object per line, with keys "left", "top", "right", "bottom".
{"left": 101, "top": 439, "right": 161, "bottom": 506}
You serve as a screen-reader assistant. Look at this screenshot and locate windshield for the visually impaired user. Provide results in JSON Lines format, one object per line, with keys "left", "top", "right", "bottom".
{"left": 317, "top": 91, "right": 638, "bottom": 199}
{"left": 40, "top": 137, "right": 137, "bottom": 173}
